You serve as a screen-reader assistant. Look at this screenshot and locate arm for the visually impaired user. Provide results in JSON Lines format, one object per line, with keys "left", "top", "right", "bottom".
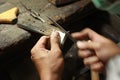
{"left": 31, "top": 31, "right": 64, "bottom": 80}
{"left": 72, "top": 28, "right": 120, "bottom": 72}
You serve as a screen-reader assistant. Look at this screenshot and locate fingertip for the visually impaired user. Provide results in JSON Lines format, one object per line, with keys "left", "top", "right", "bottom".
{"left": 50, "top": 31, "right": 61, "bottom": 50}
{"left": 77, "top": 41, "right": 85, "bottom": 48}
{"left": 35, "top": 36, "right": 49, "bottom": 48}
{"left": 51, "top": 31, "right": 60, "bottom": 40}
{"left": 39, "top": 36, "right": 49, "bottom": 41}
{"left": 78, "top": 50, "right": 94, "bottom": 58}
{"left": 71, "top": 32, "right": 79, "bottom": 37}
{"left": 91, "top": 62, "right": 105, "bottom": 72}
{"left": 71, "top": 32, "right": 83, "bottom": 40}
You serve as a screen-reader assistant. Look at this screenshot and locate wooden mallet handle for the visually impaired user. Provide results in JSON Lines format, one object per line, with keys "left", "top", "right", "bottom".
{"left": 0, "top": 7, "right": 19, "bottom": 24}
{"left": 91, "top": 70, "right": 99, "bottom": 80}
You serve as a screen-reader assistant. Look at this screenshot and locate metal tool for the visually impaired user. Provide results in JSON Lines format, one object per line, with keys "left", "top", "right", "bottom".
{"left": 47, "top": 16, "right": 76, "bottom": 43}
{"left": 19, "top": 0, "right": 76, "bottom": 54}
{"left": 49, "top": 0, "right": 79, "bottom": 6}
{"left": 47, "top": 16, "right": 68, "bottom": 33}
{"left": 47, "top": 16, "right": 77, "bottom": 54}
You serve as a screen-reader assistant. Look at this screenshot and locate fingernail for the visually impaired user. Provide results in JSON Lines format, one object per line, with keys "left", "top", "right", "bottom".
{"left": 77, "top": 41, "right": 84, "bottom": 48}
{"left": 88, "top": 40, "right": 92, "bottom": 43}
{"left": 51, "top": 31, "right": 59, "bottom": 39}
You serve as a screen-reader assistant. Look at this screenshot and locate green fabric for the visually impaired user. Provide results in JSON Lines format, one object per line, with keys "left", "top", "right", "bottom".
{"left": 92, "top": 0, "right": 120, "bottom": 14}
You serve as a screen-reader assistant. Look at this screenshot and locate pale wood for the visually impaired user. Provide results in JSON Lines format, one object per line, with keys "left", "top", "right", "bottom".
{"left": 0, "top": 7, "right": 19, "bottom": 23}
{"left": 91, "top": 71, "right": 99, "bottom": 80}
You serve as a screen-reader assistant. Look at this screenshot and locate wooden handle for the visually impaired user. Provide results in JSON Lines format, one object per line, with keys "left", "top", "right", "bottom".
{"left": 0, "top": 7, "right": 19, "bottom": 24}
{"left": 91, "top": 70, "right": 99, "bottom": 80}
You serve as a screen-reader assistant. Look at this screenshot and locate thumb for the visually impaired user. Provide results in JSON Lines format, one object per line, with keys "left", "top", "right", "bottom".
{"left": 77, "top": 41, "right": 98, "bottom": 50}
{"left": 50, "top": 31, "right": 61, "bottom": 51}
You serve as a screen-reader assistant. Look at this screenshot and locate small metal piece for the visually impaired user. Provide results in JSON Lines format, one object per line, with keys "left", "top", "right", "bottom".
{"left": 30, "top": 10, "right": 45, "bottom": 23}
{"left": 19, "top": 0, "right": 45, "bottom": 23}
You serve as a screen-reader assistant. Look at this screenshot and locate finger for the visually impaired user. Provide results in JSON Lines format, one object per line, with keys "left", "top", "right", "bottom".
{"left": 78, "top": 49, "right": 95, "bottom": 58}
{"left": 71, "top": 28, "right": 101, "bottom": 40}
{"left": 32, "top": 36, "right": 49, "bottom": 52}
{"left": 77, "top": 41, "right": 98, "bottom": 50}
{"left": 91, "top": 61, "right": 105, "bottom": 72}
{"left": 71, "top": 28, "right": 92, "bottom": 40}
{"left": 50, "top": 31, "right": 61, "bottom": 51}
{"left": 37, "top": 36, "right": 50, "bottom": 49}
{"left": 83, "top": 56, "right": 99, "bottom": 66}
{"left": 71, "top": 32, "right": 87, "bottom": 40}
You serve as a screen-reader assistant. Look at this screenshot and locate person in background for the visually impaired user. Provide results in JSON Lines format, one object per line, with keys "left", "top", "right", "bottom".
{"left": 31, "top": 0, "right": 120, "bottom": 80}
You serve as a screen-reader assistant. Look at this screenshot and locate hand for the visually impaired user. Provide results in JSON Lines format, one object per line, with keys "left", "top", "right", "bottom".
{"left": 31, "top": 32, "right": 64, "bottom": 80}
{"left": 72, "top": 28, "right": 120, "bottom": 72}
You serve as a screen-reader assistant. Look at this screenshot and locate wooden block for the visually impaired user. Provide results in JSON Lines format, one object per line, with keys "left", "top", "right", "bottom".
{"left": 0, "top": 3, "right": 19, "bottom": 24}
{"left": 0, "top": 7, "right": 19, "bottom": 24}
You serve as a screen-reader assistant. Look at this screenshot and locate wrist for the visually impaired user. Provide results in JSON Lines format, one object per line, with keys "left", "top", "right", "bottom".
{"left": 38, "top": 70, "right": 62, "bottom": 80}
{"left": 34, "top": 63, "right": 62, "bottom": 80}
{"left": 40, "top": 74, "right": 61, "bottom": 80}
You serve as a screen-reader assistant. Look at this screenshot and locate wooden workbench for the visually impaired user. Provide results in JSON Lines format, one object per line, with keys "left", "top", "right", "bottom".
{"left": 1, "top": 0, "right": 120, "bottom": 80}
{"left": 0, "top": 0, "right": 93, "bottom": 80}
{"left": 0, "top": 0, "right": 92, "bottom": 54}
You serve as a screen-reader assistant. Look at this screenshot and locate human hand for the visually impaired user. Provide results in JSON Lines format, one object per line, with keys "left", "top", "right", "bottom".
{"left": 31, "top": 31, "right": 64, "bottom": 80}
{"left": 72, "top": 28, "right": 120, "bottom": 72}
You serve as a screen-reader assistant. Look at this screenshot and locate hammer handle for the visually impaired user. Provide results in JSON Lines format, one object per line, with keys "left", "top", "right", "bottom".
{"left": 91, "top": 70, "right": 99, "bottom": 80}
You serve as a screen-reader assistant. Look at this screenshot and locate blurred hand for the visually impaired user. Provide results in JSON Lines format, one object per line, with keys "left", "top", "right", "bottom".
{"left": 31, "top": 32, "right": 64, "bottom": 80}
{"left": 72, "top": 28, "right": 120, "bottom": 72}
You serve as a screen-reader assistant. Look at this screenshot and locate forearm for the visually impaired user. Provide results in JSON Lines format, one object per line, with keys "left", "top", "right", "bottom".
{"left": 33, "top": 58, "right": 63, "bottom": 80}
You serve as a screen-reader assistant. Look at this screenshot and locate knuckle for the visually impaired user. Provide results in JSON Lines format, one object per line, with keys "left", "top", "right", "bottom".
{"left": 52, "top": 49, "right": 62, "bottom": 58}
{"left": 83, "top": 51, "right": 90, "bottom": 57}
{"left": 96, "top": 43, "right": 102, "bottom": 49}
{"left": 91, "top": 62, "right": 104, "bottom": 72}
{"left": 78, "top": 52, "right": 83, "bottom": 58}
{"left": 85, "top": 28, "right": 90, "bottom": 31}
{"left": 54, "top": 49, "right": 61, "bottom": 54}
{"left": 84, "top": 28, "right": 91, "bottom": 32}
{"left": 83, "top": 58, "right": 89, "bottom": 66}
{"left": 31, "top": 48, "right": 35, "bottom": 54}
{"left": 78, "top": 51, "right": 85, "bottom": 58}
{"left": 31, "top": 47, "right": 39, "bottom": 56}
{"left": 78, "top": 50, "right": 91, "bottom": 58}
